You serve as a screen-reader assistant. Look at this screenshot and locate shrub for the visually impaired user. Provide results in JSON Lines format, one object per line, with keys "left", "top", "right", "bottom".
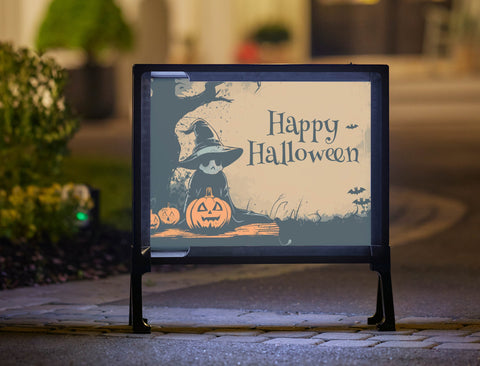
{"left": 0, "top": 42, "right": 79, "bottom": 190}
{"left": 0, "top": 183, "right": 93, "bottom": 244}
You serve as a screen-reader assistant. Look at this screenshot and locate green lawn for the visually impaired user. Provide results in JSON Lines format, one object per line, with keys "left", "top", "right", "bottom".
{"left": 60, "top": 156, "right": 132, "bottom": 230}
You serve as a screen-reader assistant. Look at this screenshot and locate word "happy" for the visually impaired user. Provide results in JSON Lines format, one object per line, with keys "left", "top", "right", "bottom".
{"left": 267, "top": 110, "right": 339, "bottom": 144}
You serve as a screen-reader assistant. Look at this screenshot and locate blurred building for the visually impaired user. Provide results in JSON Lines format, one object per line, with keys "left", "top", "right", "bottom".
{"left": 0, "top": 0, "right": 478, "bottom": 118}
{"left": 312, "top": 0, "right": 452, "bottom": 56}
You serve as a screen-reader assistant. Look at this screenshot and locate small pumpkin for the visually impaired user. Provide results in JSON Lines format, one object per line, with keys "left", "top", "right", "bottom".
{"left": 186, "top": 187, "right": 231, "bottom": 230}
{"left": 158, "top": 203, "right": 180, "bottom": 225}
{"left": 150, "top": 209, "right": 160, "bottom": 230}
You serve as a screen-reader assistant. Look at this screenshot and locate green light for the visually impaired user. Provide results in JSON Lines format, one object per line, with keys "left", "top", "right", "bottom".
{"left": 76, "top": 212, "right": 89, "bottom": 221}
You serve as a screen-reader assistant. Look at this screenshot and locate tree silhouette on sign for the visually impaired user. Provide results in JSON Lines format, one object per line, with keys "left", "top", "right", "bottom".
{"left": 150, "top": 80, "right": 231, "bottom": 210}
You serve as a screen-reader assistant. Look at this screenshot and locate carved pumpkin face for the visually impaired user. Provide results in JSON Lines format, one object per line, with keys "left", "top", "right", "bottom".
{"left": 186, "top": 187, "right": 231, "bottom": 230}
{"left": 150, "top": 209, "right": 160, "bottom": 230}
{"left": 158, "top": 204, "right": 180, "bottom": 225}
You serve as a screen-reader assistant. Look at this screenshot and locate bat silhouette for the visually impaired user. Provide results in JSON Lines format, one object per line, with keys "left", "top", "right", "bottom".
{"left": 346, "top": 124, "right": 359, "bottom": 129}
{"left": 353, "top": 198, "right": 370, "bottom": 205}
{"left": 348, "top": 187, "right": 366, "bottom": 195}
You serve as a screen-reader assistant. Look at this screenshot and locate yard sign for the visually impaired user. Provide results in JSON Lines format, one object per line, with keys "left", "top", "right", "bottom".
{"left": 131, "top": 64, "right": 394, "bottom": 333}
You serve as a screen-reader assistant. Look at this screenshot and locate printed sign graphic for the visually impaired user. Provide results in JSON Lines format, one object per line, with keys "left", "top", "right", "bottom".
{"left": 149, "top": 79, "right": 372, "bottom": 248}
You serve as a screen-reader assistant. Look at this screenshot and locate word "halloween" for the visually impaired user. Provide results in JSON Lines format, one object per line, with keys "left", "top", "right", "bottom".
{"left": 247, "top": 110, "right": 360, "bottom": 166}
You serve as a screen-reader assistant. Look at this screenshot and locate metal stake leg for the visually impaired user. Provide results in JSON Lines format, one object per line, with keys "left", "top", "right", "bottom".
{"left": 130, "top": 271, "right": 151, "bottom": 333}
{"left": 369, "top": 245, "right": 396, "bottom": 331}
{"left": 130, "top": 245, "right": 151, "bottom": 333}
{"left": 376, "top": 268, "right": 395, "bottom": 331}
{"left": 368, "top": 277, "right": 384, "bottom": 325}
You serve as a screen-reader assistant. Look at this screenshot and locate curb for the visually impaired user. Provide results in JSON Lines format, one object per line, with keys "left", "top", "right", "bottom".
{"left": 1, "top": 307, "right": 479, "bottom": 350}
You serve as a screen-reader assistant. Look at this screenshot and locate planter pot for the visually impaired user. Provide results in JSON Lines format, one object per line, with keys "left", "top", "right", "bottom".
{"left": 258, "top": 43, "right": 292, "bottom": 63}
{"left": 65, "top": 64, "right": 115, "bottom": 119}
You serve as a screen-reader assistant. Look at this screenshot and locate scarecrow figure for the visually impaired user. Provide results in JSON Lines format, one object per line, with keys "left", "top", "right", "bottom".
{"left": 179, "top": 119, "right": 271, "bottom": 229}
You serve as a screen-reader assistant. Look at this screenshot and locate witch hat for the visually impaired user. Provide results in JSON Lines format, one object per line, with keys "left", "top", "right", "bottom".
{"left": 178, "top": 119, "right": 243, "bottom": 170}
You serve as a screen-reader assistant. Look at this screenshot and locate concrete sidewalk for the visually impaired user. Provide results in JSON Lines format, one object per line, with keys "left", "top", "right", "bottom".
{"left": 0, "top": 266, "right": 479, "bottom": 359}
{"left": 1, "top": 302, "right": 480, "bottom": 350}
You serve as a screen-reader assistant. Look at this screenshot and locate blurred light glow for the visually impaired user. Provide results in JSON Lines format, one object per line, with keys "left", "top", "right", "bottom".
{"left": 76, "top": 212, "right": 89, "bottom": 222}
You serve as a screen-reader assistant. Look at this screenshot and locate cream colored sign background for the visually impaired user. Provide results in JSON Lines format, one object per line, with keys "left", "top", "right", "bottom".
{"left": 172, "top": 81, "right": 371, "bottom": 220}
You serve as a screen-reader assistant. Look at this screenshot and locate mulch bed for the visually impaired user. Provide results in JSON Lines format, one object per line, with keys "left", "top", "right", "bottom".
{"left": 0, "top": 226, "right": 132, "bottom": 290}
{"left": 0, "top": 226, "right": 196, "bottom": 290}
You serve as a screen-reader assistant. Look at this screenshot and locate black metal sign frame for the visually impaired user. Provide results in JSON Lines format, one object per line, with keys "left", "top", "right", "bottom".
{"left": 130, "top": 64, "right": 394, "bottom": 333}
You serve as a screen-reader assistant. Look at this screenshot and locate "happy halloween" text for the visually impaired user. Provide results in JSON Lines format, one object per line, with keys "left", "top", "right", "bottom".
{"left": 247, "top": 110, "right": 360, "bottom": 166}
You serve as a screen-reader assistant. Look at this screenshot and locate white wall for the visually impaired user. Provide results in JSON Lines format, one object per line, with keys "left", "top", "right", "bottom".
{"left": 0, "top": 0, "right": 50, "bottom": 46}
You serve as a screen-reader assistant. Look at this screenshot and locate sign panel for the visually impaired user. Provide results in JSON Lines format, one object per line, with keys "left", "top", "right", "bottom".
{"left": 139, "top": 66, "right": 385, "bottom": 253}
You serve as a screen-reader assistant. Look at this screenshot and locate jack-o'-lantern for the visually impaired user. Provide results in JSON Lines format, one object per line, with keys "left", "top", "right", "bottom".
{"left": 186, "top": 187, "right": 231, "bottom": 230}
{"left": 150, "top": 209, "right": 160, "bottom": 230}
{"left": 158, "top": 203, "right": 180, "bottom": 225}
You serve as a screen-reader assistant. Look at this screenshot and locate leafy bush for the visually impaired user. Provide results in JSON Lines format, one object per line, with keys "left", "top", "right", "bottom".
{"left": 0, "top": 183, "right": 93, "bottom": 244}
{"left": 252, "top": 23, "right": 291, "bottom": 44}
{"left": 0, "top": 42, "right": 79, "bottom": 190}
